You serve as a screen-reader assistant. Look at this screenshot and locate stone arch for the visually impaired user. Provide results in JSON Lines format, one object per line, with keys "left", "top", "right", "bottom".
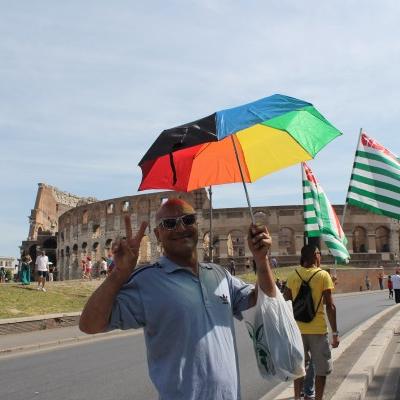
{"left": 138, "top": 235, "right": 151, "bottom": 264}
{"left": 71, "top": 244, "right": 79, "bottom": 279}
{"left": 28, "top": 245, "right": 37, "bottom": 263}
{"left": 375, "top": 226, "right": 390, "bottom": 252}
{"left": 353, "top": 226, "right": 368, "bottom": 253}
{"left": 105, "top": 239, "right": 113, "bottom": 257}
{"left": 42, "top": 237, "right": 57, "bottom": 266}
{"left": 43, "top": 237, "right": 57, "bottom": 249}
{"left": 92, "top": 224, "right": 100, "bottom": 238}
{"left": 81, "top": 242, "right": 88, "bottom": 260}
{"left": 203, "top": 232, "right": 211, "bottom": 260}
{"left": 122, "top": 200, "right": 130, "bottom": 212}
{"left": 212, "top": 235, "right": 220, "bottom": 258}
{"left": 107, "top": 203, "right": 115, "bottom": 214}
{"left": 82, "top": 210, "right": 88, "bottom": 224}
{"left": 278, "top": 227, "right": 296, "bottom": 255}
{"left": 227, "top": 230, "right": 245, "bottom": 257}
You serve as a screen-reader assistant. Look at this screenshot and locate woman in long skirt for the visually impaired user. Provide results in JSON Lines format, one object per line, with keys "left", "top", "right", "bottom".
{"left": 20, "top": 255, "right": 31, "bottom": 285}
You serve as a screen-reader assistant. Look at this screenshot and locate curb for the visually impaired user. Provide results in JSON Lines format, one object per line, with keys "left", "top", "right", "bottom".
{"left": 266, "top": 303, "right": 400, "bottom": 400}
{"left": 0, "top": 312, "right": 81, "bottom": 335}
{"left": 330, "top": 308, "right": 400, "bottom": 400}
{"left": 0, "top": 329, "right": 141, "bottom": 357}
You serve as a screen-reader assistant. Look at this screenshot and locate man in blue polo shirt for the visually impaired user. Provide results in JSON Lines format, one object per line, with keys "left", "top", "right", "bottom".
{"left": 79, "top": 198, "right": 277, "bottom": 400}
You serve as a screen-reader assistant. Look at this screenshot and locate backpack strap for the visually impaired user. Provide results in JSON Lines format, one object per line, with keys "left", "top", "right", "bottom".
{"left": 306, "top": 269, "right": 322, "bottom": 284}
{"left": 307, "top": 269, "right": 324, "bottom": 312}
{"left": 314, "top": 293, "right": 324, "bottom": 313}
{"left": 296, "top": 268, "right": 324, "bottom": 312}
{"left": 295, "top": 269, "right": 305, "bottom": 282}
{"left": 295, "top": 268, "right": 321, "bottom": 283}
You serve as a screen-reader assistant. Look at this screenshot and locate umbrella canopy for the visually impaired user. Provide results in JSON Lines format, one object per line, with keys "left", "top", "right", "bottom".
{"left": 138, "top": 94, "right": 342, "bottom": 192}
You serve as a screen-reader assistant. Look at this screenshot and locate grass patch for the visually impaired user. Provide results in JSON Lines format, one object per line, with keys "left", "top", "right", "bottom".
{"left": 0, "top": 281, "right": 101, "bottom": 319}
{"left": 1, "top": 263, "right": 354, "bottom": 319}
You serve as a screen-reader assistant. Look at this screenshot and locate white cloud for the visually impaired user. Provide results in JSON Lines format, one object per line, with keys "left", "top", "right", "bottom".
{"left": 1, "top": 0, "right": 400, "bottom": 256}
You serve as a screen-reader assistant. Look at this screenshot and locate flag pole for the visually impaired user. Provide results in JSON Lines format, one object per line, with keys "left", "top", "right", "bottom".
{"left": 302, "top": 163, "right": 309, "bottom": 246}
{"left": 208, "top": 186, "right": 214, "bottom": 262}
{"left": 341, "top": 128, "right": 363, "bottom": 228}
{"left": 230, "top": 136, "right": 255, "bottom": 224}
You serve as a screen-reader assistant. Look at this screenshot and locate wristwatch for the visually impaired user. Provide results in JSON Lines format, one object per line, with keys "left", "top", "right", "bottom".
{"left": 332, "top": 331, "right": 339, "bottom": 336}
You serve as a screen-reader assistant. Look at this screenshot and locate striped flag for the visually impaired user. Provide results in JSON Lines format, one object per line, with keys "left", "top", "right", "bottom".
{"left": 347, "top": 132, "right": 400, "bottom": 220}
{"left": 303, "top": 162, "right": 350, "bottom": 263}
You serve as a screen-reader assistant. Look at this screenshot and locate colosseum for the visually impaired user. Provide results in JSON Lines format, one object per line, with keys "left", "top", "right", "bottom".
{"left": 20, "top": 183, "right": 400, "bottom": 280}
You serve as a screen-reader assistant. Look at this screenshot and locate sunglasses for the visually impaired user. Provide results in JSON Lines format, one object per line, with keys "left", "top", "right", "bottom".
{"left": 158, "top": 214, "right": 197, "bottom": 230}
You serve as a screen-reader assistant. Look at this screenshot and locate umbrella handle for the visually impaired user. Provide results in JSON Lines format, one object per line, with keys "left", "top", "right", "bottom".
{"left": 230, "top": 136, "right": 256, "bottom": 225}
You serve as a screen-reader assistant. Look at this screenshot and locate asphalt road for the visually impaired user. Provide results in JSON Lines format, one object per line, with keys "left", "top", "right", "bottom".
{"left": 0, "top": 290, "right": 395, "bottom": 400}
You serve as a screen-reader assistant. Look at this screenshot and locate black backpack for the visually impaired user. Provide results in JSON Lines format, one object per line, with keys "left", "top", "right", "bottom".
{"left": 292, "top": 269, "right": 323, "bottom": 323}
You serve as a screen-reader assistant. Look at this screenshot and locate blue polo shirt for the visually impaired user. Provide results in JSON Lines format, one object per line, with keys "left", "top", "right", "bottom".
{"left": 108, "top": 256, "right": 255, "bottom": 400}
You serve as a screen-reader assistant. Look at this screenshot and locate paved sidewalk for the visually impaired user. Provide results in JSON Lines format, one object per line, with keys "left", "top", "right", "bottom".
{"left": 269, "top": 303, "right": 400, "bottom": 400}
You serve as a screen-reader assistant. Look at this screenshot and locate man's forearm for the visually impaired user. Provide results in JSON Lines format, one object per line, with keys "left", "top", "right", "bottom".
{"left": 79, "top": 274, "right": 125, "bottom": 334}
{"left": 326, "top": 304, "right": 338, "bottom": 332}
{"left": 255, "top": 256, "right": 276, "bottom": 297}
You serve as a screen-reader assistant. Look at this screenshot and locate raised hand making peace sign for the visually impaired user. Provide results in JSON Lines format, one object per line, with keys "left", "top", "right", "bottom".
{"left": 111, "top": 215, "right": 148, "bottom": 283}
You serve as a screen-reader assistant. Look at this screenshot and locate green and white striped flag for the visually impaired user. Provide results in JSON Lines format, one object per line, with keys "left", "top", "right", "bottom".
{"left": 347, "top": 132, "right": 400, "bottom": 220}
{"left": 303, "top": 162, "right": 350, "bottom": 263}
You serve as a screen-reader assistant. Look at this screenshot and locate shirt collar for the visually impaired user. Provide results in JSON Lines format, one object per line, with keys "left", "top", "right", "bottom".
{"left": 158, "top": 256, "right": 213, "bottom": 274}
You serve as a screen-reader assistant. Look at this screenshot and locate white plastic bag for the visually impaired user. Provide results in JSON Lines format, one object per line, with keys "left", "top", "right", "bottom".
{"left": 243, "top": 288, "right": 305, "bottom": 381}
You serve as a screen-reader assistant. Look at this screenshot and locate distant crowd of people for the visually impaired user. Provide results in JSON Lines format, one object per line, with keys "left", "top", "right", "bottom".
{"left": 80, "top": 256, "right": 115, "bottom": 280}
{"left": 8, "top": 250, "right": 116, "bottom": 293}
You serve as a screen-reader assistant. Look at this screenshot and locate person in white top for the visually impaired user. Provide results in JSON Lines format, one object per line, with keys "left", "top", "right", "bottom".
{"left": 35, "top": 251, "right": 49, "bottom": 292}
{"left": 100, "top": 257, "right": 108, "bottom": 278}
{"left": 391, "top": 270, "right": 400, "bottom": 303}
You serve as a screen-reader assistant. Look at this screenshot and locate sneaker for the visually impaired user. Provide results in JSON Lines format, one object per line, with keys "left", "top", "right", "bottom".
{"left": 41, "top": 287, "right": 46, "bottom": 292}
{"left": 37, "top": 286, "right": 42, "bottom": 290}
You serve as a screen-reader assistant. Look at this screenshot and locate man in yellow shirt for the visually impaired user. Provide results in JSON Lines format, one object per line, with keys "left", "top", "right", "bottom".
{"left": 284, "top": 244, "right": 339, "bottom": 400}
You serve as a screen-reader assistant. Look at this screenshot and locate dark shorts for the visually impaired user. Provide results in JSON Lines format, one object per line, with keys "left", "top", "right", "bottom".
{"left": 37, "top": 271, "right": 48, "bottom": 278}
{"left": 100, "top": 270, "right": 107, "bottom": 276}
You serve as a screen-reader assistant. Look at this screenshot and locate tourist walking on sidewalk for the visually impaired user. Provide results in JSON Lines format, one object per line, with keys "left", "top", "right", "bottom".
{"left": 80, "top": 198, "right": 277, "bottom": 400}
{"left": 377, "top": 267, "right": 384, "bottom": 290}
{"left": 387, "top": 275, "right": 393, "bottom": 299}
{"left": 35, "top": 251, "right": 49, "bottom": 292}
{"left": 229, "top": 259, "right": 236, "bottom": 275}
{"left": 284, "top": 244, "right": 339, "bottom": 400}
{"left": 392, "top": 270, "right": 400, "bottom": 303}
{"left": 365, "top": 274, "right": 371, "bottom": 290}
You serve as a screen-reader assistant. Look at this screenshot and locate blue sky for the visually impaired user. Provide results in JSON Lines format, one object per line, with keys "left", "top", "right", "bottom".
{"left": 1, "top": 1, "right": 400, "bottom": 259}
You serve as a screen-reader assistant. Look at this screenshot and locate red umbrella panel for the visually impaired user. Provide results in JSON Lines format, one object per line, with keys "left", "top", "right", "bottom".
{"left": 139, "top": 135, "right": 251, "bottom": 192}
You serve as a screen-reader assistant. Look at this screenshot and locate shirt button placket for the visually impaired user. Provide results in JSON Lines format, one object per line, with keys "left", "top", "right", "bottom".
{"left": 199, "top": 273, "right": 210, "bottom": 308}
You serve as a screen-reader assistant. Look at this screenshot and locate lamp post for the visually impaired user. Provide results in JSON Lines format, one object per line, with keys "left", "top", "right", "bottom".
{"left": 208, "top": 186, "right": 213, "bottom": 263}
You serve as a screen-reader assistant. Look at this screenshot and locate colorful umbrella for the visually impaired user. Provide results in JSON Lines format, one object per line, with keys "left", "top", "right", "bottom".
{"left": 138, "top": 94, "right": 342, "bottom": 220}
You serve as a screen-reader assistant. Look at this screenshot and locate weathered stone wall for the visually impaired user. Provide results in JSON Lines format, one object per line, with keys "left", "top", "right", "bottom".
{"left": 57, "top": 189, "right": 209, "bottom": 280}
{"left": 22, "top": 183, "right": 400, "bottom": 281}
{"left": 27, "top": 183, "right": 97, "bottom": 241}
{"left": 327, "top": 267, "right": 397, "bottom": 293}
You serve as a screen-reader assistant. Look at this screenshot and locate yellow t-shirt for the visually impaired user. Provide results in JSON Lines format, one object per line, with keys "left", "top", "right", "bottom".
{"left": 286, "top": 266, "right": 334, "bottom": 334}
